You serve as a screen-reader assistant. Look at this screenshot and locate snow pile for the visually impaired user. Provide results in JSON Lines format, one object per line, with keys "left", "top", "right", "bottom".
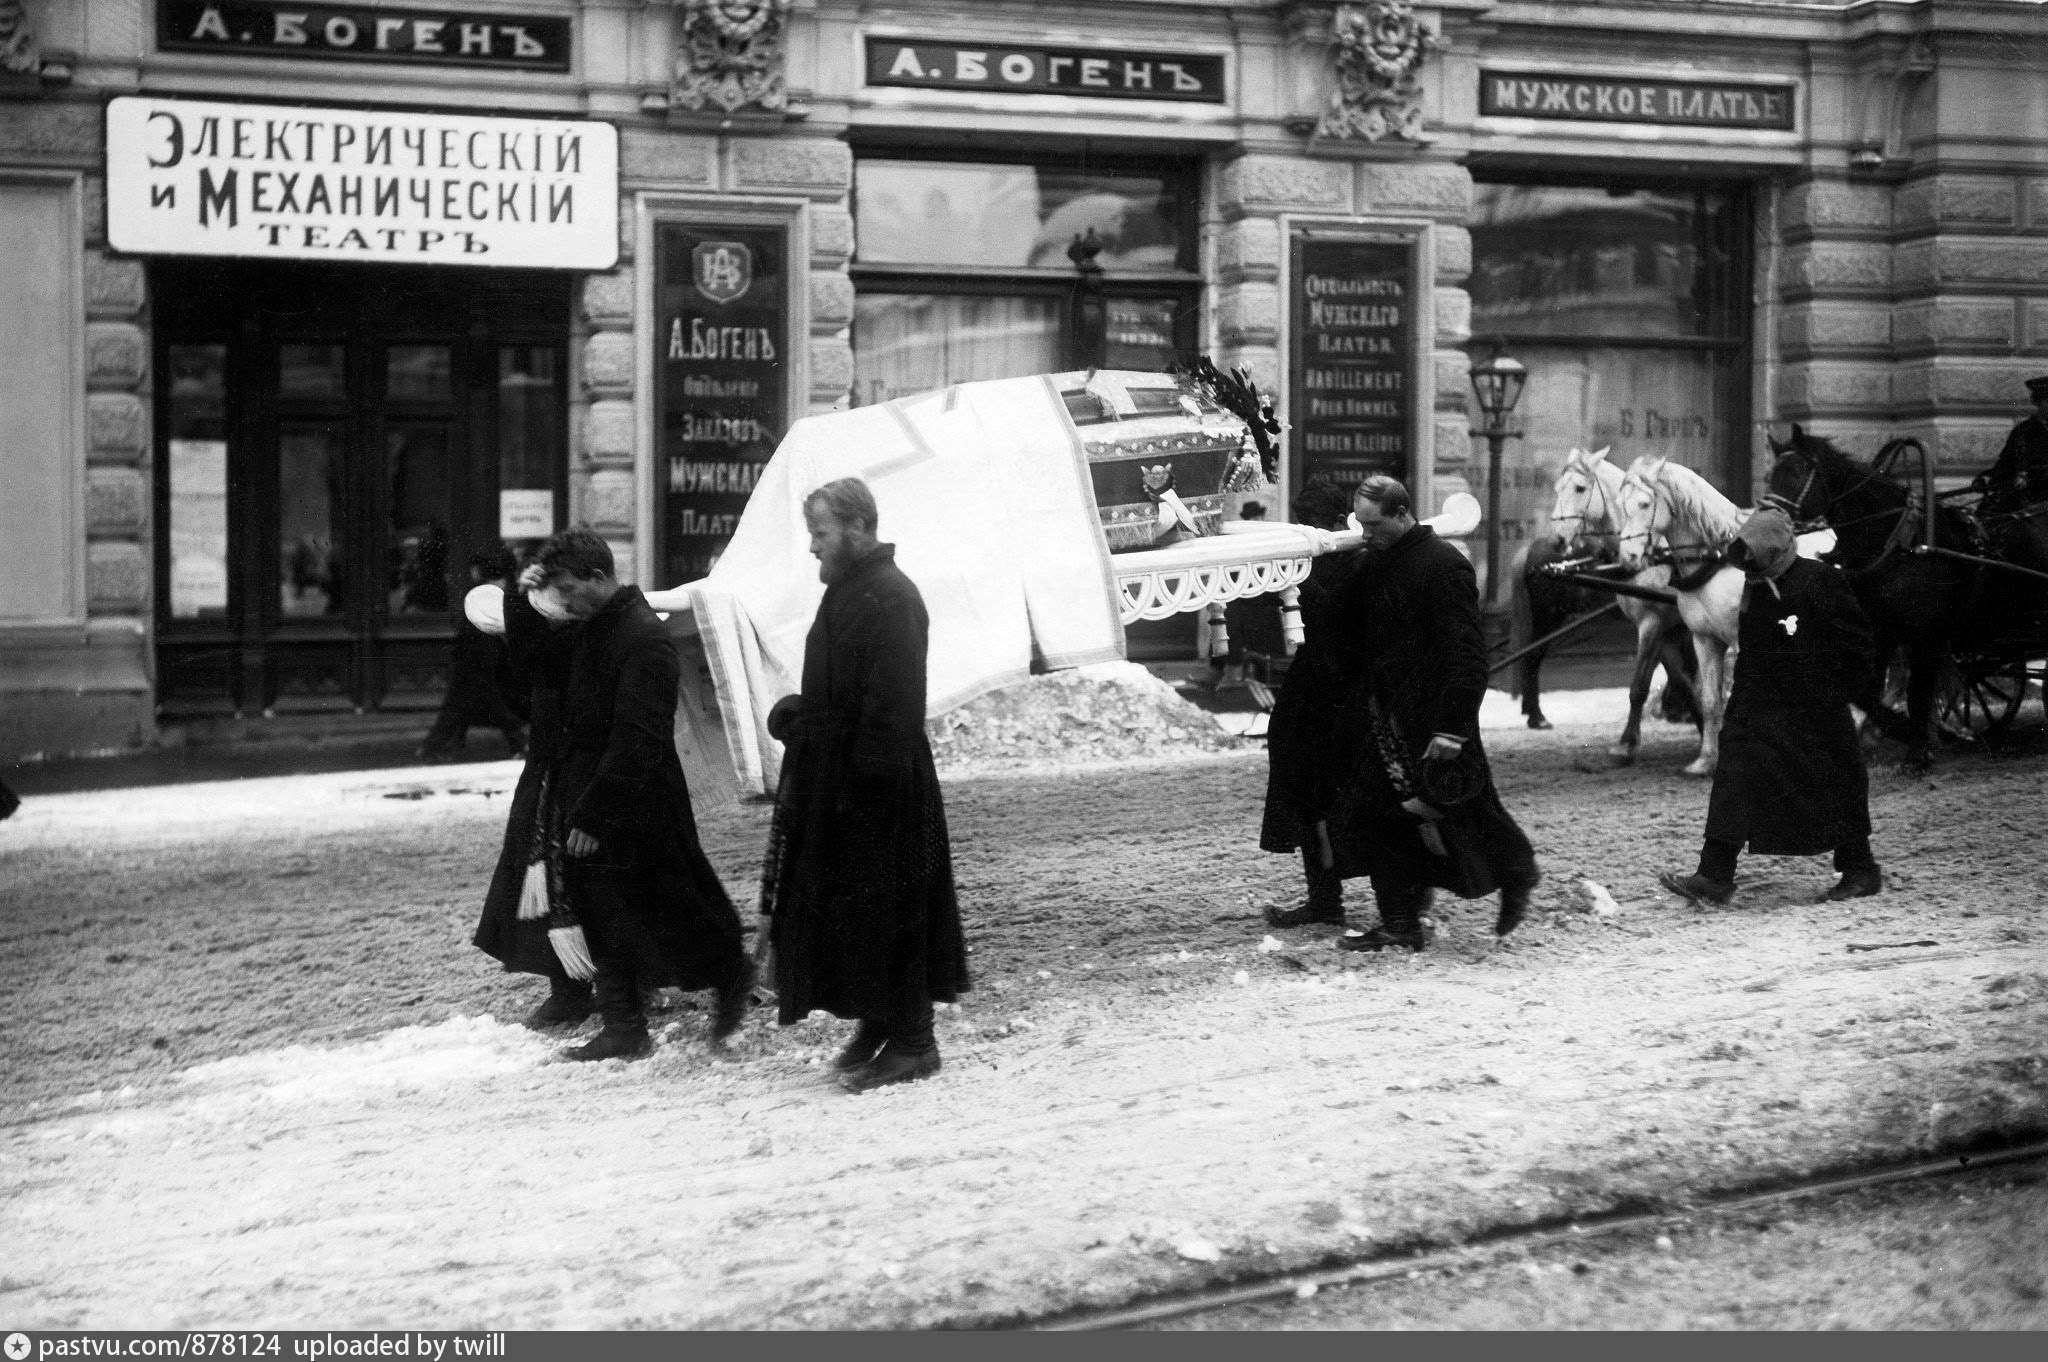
{"left": 927, "top": 662, "right": 1240, "bottom": 770}
{"left": 174, "top": 1013, "right": 547, "bottom": 1109}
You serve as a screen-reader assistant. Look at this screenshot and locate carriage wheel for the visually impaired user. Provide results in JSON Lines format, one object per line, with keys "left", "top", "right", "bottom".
{"left": 1942, "top": 660, "right": 2031, "bottom": 736}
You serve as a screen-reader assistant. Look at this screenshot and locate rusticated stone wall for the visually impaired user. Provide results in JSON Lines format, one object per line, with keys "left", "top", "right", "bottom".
{"left": 1776, "top": 168, "right": 2048, "bottom": 480}
{"left": 576, "top": 129, "right": 849, "bottom": 587}
{"left": 1213, "top": 152, "right": 1474, "bottom": 514}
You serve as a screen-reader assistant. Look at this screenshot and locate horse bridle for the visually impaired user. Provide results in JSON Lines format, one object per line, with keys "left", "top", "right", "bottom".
{"left": 1549, "top": 461, "right": 1619, "bottom": 554}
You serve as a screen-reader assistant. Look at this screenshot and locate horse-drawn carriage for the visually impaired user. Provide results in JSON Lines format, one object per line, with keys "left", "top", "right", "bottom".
{"left": 1765, "top": 426, "right": 2048, "bottom": 761}
{"left": 1509, "top": 425, "right": 2048, "bottom": 776}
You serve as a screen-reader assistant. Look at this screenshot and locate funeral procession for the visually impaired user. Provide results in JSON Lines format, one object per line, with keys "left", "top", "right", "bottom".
{"left": 6, "top": 0, "right": 2048, "bottom": 1337}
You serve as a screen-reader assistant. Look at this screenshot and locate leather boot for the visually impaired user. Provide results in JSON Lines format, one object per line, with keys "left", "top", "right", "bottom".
{"left": 523, "top": 984, "right": 594, "bottom": 1030}
{"left": 1659, "top": 871, "right": 1734, "bottom": 906}
{"left": 562, "top": 1024, "right": 650, "bottom": 1062}
{"left": 838, "top": 1042, "right": 941, "bottom": 1093}
{"left": 832, "top": 1020, "right": 887, "bottom": 1072}
{"left": 1340, "top": 885, "right": 1433, "bottom": 951}
{"left": 710, "top": 959, "right": 756, "bottom": 1043}
{"left": 1818, "top": 866, "right": 1883, "bottom": 902}
{"left": 1495, "top": 879, "right": 1534, "bottom": 938}
{"left": 1267, "top": 848, "right": 1345, "bottom": 927}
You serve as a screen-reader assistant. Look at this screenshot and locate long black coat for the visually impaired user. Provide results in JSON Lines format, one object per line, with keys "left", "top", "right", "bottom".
{"left": 473, "top": 587, "right": 746, "bottom": 992}
{"left": 763, "top": 545, "right": 969, "bottom": 1025}
{"left": 1704, "top": 558, "right": 1875, "bottom": 856}
{"left": 1259, "top": 547, "right": 1367, "bottom": 855}
{"left": 1985, "top": 415, "right": 2048, "bottom": 505}
{"left": 1330, "top": 524, "right": 1538, "bottom": 898}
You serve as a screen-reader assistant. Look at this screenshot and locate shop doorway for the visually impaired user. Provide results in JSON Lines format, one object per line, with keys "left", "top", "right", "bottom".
{"left": 151, "top": 261, "right": 570, "bottom": 720}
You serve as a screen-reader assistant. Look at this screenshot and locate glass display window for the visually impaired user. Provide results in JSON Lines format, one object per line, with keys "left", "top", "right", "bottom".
{"left": 1469, "top": 177, "right": 1752, "bottom": 554}
{"left": 850, "top": 151, "right": 1203, "bottom": 405}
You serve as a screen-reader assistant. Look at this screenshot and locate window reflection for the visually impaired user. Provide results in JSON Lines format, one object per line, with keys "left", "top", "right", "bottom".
{"left": 1469, "top": 185, "right": 1733, "bottom": 340}
{"left": 856, "top": 160, "right": 1184, "bottom": 271}
{"left": 387, "top": 345, "right": 453, "bottom": 401}
{"left": 853, "top": 294, "right": 1061, "bottom": 407}
{"left": 279, "top": 344, "right": 346, "bottom": 398}
{"left": 498, "top": 346, "right": 560, "bottom": 495}
{"left": 386, "top": 426, "right": 452, "bottom": 615}
{"left": 167, "top": 344, "right": 229, "bottom": 620}
{"left": 279, "top": 425, "right": 345, "bottom": 618}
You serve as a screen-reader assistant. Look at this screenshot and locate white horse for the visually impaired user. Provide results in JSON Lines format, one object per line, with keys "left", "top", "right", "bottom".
{"left": 1541, "top": 447, "right": 1700, "bottom": 761}
{"left": 1615, "top": 455, "right": 1747, "bottom": 777}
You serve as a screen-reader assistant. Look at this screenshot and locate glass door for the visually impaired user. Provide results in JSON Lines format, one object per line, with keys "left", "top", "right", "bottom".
{"left": 151, "top": 261, "right": 569, "bottom": 721}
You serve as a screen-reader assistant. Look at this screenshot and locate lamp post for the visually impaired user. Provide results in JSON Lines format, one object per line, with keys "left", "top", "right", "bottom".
{"left": 1468, "top": 344, "right": 1527, "bottom": 613}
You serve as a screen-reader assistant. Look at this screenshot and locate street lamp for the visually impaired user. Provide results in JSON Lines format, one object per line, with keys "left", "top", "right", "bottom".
{"left": 1469, "top": 343, "right": 1527, "bottom": 611}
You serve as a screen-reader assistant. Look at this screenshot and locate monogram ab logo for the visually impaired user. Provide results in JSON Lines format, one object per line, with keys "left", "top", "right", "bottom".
{"left": 693, "top": 240, "right": 753, "bottom": 304}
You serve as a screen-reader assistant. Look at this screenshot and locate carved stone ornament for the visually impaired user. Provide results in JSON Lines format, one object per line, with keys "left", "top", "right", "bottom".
{"left": 0, "top": 0, "right": 40, "bottom": 76}
{"left": 1315, "top": 1, "right": 1442, "bottom": 143}
{"left": 671, "top": 0, "right": 794, "bottom": 115}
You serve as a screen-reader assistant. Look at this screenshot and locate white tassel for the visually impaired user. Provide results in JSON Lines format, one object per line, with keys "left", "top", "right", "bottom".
{"left": 517, "top": 860, "right": 550, "bottom": 921}
{"left": 549, "top": 925, "right": 597, "bottom": 981}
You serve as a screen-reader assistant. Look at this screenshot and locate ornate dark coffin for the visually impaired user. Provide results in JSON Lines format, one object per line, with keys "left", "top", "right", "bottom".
{"left": 1054, "top": 371, "right": 1257, "bottom": 553}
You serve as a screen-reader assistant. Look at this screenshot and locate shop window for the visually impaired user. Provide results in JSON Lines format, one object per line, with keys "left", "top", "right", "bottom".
{"left": 1470, "top": 179, "right": 1751, "bottom": 552}
{"left": 166, "top": 344, "right": 229, "bottom": 621}
{"left": 387, "top": 345, "right": 453, "bottom": 401}
{"left": 851, "top": 152, "right": 1202, "bottom": 404}
{"left": 278, "top": 344, "right": 346, "bottom": 399}
{"left": 278, "top": 424, "right": 345, "bottom": 619}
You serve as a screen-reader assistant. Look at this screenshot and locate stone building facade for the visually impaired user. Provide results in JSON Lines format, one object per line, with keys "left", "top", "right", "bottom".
{"left": 2, "top": 0, "right": 2046, "bottom": 760}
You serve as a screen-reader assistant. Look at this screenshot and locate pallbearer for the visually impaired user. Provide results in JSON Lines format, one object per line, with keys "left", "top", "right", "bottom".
{"left": 762, "top": 478, "right": 970, "bottom": 1093}
{"left": 473, "top": 529, "right": 753, "bottom": 1059}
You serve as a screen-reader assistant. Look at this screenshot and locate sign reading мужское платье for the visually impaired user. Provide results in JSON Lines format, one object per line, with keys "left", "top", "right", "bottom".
{"left": 104, "top": 96, "right": 619, "bottom": 270}
{"left": 1480, "top": 72, "right": 1796, "bottom": 130}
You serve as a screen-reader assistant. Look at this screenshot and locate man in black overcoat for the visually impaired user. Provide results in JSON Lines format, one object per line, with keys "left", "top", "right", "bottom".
{"left": 1971, "top": 375, "right": 2048, "bottom": 514}
{"left": 1660, "top": 507, "right": 1888, "bottom": 906}
{"left": 1329, "top": 476, "right": 1540, "bottom": 951}
{"left": 471, "top": 529, "right": 752, "bottom": 1061}
{"left": 418, "top": 545, "right": 530, "bottom": 762}
{"left": 1260, "top": 478, "right": 1369, "bottom": 929}
{"left": 762, "top": 477, "right": 970, "bottom": 1093}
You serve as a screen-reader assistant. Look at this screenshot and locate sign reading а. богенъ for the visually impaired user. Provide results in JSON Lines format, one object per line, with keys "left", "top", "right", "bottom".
{"left": 864, "top": 37, "right": 1226, "bottom": 103}
{"left": 656, "top": 222, "right": 790, "bottom": 586}
{"left": 1290, "top": 235, "right": 1417, "bottom": 491}
{"left": 105, "top": 96, "right": 619, "bottom": 270}
{"left": 1480, "top": 71, "right": 1795, "bottom": 130}
{"left": 157, "top": 2, "right": 571, "bottom": 70}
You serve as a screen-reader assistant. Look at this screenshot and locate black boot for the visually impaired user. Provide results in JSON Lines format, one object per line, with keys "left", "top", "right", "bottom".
{"left": 1495, "top": 877, "right": 1535, "bottom": 938}
{"left": 523, "top": 982, "right": 594, "bottom": 1030}
{"left": 1339, "top": 884, "right": 1433, "bottom": 952}
{"left": 840, "top": 1011, "right": 940, "bottom": 1093}
{"left": 562, "top": 1024, "right": 650, "bottom": 1062}
{"left": 1819, "top": 840, "right": 1883, "bottom": 902}
{"left": 710, "top": 958, "right": 756, "bottom": 1043}
{"left": 832, "top": 1020, "right": 887, "bottom": 1072}
{"left": 1267, "top": 847, "right": 1345, "bottom": 927}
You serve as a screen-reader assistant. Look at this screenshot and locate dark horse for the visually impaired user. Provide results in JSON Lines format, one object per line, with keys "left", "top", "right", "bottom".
{"left": 1764, "top": 425, "right": 2048, "bottom": 769}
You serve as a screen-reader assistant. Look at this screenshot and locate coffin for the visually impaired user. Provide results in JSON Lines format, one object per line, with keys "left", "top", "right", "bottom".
{"left": 1054, "top": 370, "right": 1257, "bottom": 552}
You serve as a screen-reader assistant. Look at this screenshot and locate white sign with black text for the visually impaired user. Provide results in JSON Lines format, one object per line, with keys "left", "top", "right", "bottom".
{"left": 106, "top": 96, "right": 619, "bottom": 270}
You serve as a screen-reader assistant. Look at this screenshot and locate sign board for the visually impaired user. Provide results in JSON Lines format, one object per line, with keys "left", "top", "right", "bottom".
{"left": 1289, "top": 234, "right": 1417, "bottom": 491}
{"left": 655, "top": 221, "right": 790, "bottom": 586}
{"left": 156, "top": 2, "right": 572, "bottom": 70}
{"left": 1479, "top": 72, "right": 1795, "bottom": 130}
{"left": 865, "top": 37, "right": 1226, "bottom": 103}
{"left": 498, "top": 488, "right": 553, "bottom": 540}
{"left": 106, "top": 96, "right": 619, "bottom": 270}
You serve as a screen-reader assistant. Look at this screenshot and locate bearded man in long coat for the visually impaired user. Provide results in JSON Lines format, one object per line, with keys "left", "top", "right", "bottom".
{"left": 762, "top": 477, "right": 970, "bottom": 1093}
{"left": 1330, "top": 476, "right": 1540, "bottom": 951}
{"left": 472, "top": 529, "right": 752, "bottom": 1061}
{"left": 1260, "top": 477, "right": 1369, "bottom": 929}
{"left": 1660, "top": 507, "right": 1887, "bottom": 906}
